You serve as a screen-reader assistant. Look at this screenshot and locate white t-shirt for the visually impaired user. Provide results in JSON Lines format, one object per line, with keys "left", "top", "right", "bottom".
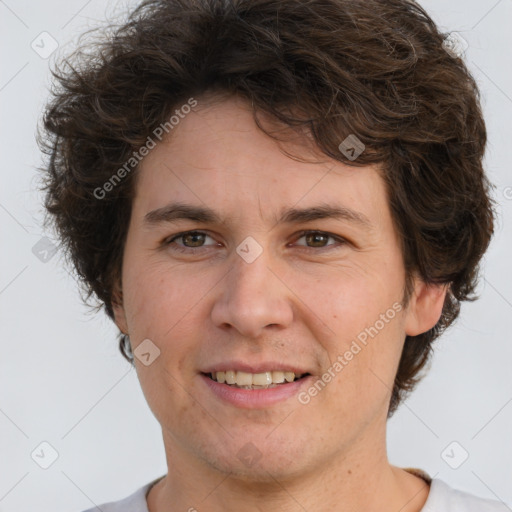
{"left": 81, "top": 471, "right": 510, "bottom": 512}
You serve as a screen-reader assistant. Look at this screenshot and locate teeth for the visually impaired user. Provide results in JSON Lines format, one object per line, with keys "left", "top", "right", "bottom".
{"left": 236, "top": 371, "right": 253, "bottom": 386}
{"left": 209, "top": 370, "right": 305, "bottom": 387}
{"left": 252, "top": 372, "right": 272, "bottom": 386}
{"left": 284, "top": 372, "right": 295, "bottom": 382}
{"left": 272, "top": 371, "right": 285, "bottom": 383}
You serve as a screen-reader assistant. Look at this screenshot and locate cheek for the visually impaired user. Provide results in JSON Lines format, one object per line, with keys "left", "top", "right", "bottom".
{"left": 315, "top": 317, "right": 405, "bottom": 428}
{"left": 300, "top": 265, "right": 397, "bottom": 338}
{"left": 123, "top": 258, "right": 198, "bottom": 336}
{"left": 299, "top": 265, "right": 406, "bottom": 407}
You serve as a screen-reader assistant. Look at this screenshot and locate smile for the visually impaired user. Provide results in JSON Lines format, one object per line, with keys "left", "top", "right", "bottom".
{"left": 206, "top": 370, "right": 309, "bottom": 389}
{"left": 200, "top": 371, "right": 313, "bottom": 408}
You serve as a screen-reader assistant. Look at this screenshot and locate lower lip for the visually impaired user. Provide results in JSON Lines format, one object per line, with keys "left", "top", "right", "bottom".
{"left": 200, "top": 374, "right": 313, "bottom": 409}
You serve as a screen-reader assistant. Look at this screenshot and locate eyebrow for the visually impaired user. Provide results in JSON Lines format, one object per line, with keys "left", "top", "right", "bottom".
{"left": 143, "top": 201, "right": 372, "bottom": 230}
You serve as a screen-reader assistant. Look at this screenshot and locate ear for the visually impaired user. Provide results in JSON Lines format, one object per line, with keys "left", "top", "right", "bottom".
{"left": 111, "top": 283, "right": 129, "bottom": 334}
{"left": 404, "top": 278, "right": 449, "bottom": 336}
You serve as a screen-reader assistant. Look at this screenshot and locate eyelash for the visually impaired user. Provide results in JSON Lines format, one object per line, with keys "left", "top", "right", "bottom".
{"left": 163, "top": 230, "right": 347, "bottom": 253}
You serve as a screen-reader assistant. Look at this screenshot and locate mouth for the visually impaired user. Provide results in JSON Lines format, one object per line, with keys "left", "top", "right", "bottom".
{"left": 201, "top": 370, "right": 311, "bottom": 390}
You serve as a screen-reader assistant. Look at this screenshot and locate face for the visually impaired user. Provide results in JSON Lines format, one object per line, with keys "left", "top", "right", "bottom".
{"left": 113, "top": 96, "right": 445, "bottom": 481}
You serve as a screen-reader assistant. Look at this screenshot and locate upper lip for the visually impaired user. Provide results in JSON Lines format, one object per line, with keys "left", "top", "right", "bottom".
{"left": 201, "top": 361, "right": 311, "bottom": 375}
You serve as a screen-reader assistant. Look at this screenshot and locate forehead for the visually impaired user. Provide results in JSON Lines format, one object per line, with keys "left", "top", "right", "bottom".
{"left": 131, "top": 96, "right": 390, "bottom": 230}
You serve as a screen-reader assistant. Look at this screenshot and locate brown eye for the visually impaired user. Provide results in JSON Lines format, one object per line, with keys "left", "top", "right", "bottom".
{"left": 305, "top": 232, "right": 330, "bottom": 247}
{"left": 181, "top": 232, "right": 207, "bottom": 247}
{"left": 165, "top": 231, "right": 218, "bottom": 251}
{"left": 294, "top": 231, "right": 344, "bottom": 249}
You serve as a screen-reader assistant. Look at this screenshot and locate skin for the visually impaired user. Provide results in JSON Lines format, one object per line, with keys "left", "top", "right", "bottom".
{"left": 112, "top": 95, "right": 447, "bottom": 512}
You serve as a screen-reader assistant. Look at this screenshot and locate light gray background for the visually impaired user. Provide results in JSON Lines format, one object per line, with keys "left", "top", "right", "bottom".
{"left": 1, "top": 0, "right": 511, "bottom": 510}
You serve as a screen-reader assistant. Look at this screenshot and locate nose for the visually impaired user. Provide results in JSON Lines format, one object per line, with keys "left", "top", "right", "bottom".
{"left": 210, "top": 247, "right": 294, "bottom": 339}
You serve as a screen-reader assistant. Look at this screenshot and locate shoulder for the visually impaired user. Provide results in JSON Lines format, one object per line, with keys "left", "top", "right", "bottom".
{"left": 80, "top": 476, "right": 163, "bottom": 512}
{"left": 423, "top": 478, "right": 511, "bottom": 512}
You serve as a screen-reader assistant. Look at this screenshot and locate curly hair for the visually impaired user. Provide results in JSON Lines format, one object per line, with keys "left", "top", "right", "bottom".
{"left": 39, "top": 0, "right": 495, "bottom": 416}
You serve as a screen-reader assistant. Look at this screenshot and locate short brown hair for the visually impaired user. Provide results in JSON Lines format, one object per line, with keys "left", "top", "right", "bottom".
{"left": 39, "top": 0, "right": 495, "bottom": 416}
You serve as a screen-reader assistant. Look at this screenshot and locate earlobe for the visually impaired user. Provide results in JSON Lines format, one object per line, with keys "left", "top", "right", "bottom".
{"left": 404, "top": 279, "right": 448, "bottom": 336}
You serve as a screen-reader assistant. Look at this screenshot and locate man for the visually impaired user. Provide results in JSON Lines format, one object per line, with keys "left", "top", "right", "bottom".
{"left": 39, "top": 0, "right": 506, "bottom": 510}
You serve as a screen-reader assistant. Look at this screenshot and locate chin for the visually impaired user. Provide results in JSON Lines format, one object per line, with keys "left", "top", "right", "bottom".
{"left": 213, "top": 457, "right": 304, "bottom": 484}
{"left": 200, "top": 440, "right": 311, "bottom": 483}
